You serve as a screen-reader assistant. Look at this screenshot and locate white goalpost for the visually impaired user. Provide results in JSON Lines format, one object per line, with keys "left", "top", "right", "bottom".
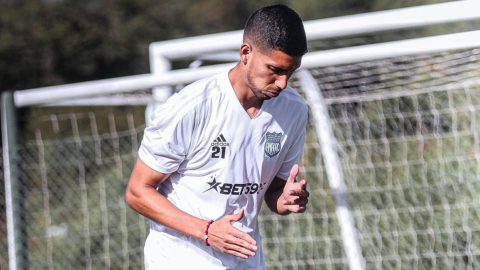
{"left": 12, "top": 0, "right": 480, "bottom": 107}
{"left": 3, "top": 1, "right": 480, "bottom": 270}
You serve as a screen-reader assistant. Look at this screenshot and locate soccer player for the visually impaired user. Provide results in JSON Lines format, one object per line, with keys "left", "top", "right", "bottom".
{"left": 126, "top": 4, "right": 309, "bottom": 269}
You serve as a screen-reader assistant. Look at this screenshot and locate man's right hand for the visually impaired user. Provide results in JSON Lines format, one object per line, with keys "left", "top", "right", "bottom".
{"left": 207, "top": 209, "right": 258, "bottom": 259}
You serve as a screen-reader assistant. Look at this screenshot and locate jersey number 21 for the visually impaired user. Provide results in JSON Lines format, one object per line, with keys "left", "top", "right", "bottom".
{"left": 211, "top": 147, "right": 226, "bottom": 159}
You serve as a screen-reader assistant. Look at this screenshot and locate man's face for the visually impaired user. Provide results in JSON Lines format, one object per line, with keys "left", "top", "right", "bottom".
{"left": 246, "top": 49, "right": 302, "bottom": 100}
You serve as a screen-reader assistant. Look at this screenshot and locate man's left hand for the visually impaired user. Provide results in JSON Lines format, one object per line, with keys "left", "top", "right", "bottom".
{"left": 282, "top": 164, "right": 309, "bottom": 213}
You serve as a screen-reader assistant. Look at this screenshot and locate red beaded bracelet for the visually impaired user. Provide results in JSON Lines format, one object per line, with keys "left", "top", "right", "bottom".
{"left": 204, "top": 220, "right": 214, "bottom": 246}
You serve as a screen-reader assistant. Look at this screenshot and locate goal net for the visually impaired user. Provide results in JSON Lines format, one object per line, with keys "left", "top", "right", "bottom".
{"left": 277, "top": 48, "right": 480, "bottom": 269}
{"left": 5, "top": 49, "right": 480, "bottom": 270}
{"left": 2, "top": 2, "right": 480, "bottom": 270}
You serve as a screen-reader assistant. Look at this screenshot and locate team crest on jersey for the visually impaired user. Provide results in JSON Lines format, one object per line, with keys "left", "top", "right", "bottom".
{"left": 265, "top": 131, "right": 282, "bottom": 157}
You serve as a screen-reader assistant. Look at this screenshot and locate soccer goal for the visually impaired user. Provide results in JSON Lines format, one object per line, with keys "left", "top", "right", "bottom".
{"left": 3, "top": 1, "right": 480, "bottom": 270}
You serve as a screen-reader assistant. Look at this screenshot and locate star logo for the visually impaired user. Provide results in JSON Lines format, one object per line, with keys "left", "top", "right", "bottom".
{"left": 203, "top": 176, "right": 222, "bottom": 193}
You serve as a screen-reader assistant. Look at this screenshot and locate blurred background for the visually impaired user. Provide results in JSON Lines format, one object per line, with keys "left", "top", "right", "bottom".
{"left": 2, "top": 0, "right": 480, "bottom": 269}
{"left": 0, "top": 0, "right": 452, "bottom": 92}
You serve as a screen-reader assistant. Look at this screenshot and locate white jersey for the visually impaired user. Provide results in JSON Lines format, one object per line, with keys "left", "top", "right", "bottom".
{"left": 138, "top": 70, "right": 308, "bottom": 269}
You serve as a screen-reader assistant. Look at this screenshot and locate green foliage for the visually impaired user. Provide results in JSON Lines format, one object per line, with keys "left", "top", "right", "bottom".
{"left": 0, "top": 0, "right": 274, "bottom": 91}
{"left": 0, "top": 0, "right": 453, "bottom": 92}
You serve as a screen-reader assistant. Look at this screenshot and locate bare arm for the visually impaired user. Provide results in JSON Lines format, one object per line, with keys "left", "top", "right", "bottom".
{"left": 264, "top": 164, "right": 309, "bottom": 215}
{"left": 125, "top": 157, "right": 258, "bottom": 258}
{"left": 125, "top": 157, "right": 208, "bottom": 240}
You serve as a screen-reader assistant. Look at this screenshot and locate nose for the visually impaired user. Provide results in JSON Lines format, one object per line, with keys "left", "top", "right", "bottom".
{"left": 275, "top": 75, "right": 288, "bottom": 90}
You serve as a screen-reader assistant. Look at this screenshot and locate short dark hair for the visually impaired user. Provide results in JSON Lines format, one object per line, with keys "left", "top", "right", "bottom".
{"left": 243, "top": 5, "right": 308, "bottom": 56}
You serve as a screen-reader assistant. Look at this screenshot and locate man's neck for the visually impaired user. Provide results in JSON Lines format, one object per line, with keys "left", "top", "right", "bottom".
{"left": 228, "top": 65, "right": 263, "bottom": 118}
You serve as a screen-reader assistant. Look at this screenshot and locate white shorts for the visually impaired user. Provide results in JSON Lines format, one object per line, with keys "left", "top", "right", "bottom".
{"left": 144, "top": 229, "right": 228, "bottom": 270}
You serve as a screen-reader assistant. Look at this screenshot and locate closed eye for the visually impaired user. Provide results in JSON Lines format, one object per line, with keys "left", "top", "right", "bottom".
{"left": 269, "top": 66, "right": 285, "bottom": 74}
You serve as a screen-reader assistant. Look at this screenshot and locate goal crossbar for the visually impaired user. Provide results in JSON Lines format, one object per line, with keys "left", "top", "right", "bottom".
{"left": 149, "top": 0, "right": 480, "bottom": 61}
{"left": 15, "top": 30, "right": 480, "bottom": 107}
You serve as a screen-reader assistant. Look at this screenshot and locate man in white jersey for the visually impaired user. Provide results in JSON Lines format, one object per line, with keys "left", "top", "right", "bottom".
{"left": 126, "top": 5, "right": 309, "bottom": 270}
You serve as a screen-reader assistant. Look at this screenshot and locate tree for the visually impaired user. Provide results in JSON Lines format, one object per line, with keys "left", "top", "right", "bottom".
{"left": 4, "top": 0, "right": 434, "bottom": 92}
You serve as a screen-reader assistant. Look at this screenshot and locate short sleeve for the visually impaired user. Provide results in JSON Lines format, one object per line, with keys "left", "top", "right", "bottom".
{"left": 275, "top": 105, "right": 308, "bottom": 180}
{"left": 138, "top": 96, "right": 196, "bottom": 174}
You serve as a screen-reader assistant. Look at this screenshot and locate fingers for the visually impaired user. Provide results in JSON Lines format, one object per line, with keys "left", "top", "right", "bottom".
{"left": 210, "top": 229, "right": 258, "bottom": 259}
{"left": 287, "top": 205, "right": 307, "bottom": 213}
{"left": 282, "top": 196, "right": 308, "bottom": 206}
{"left": 287, "top": 187, "right": 309, "bottom": 197}
{"left": 299, "top": 179, "right": 307, "bottom": 190}
{"left": 209, "top": 210, "right": 258, "bottom": 259}
{"left": 223, "top": 233, "right": 258, "bottom": 259}
{"left": 287, "top": 164, "right": 299, "bottom": 183}
{"left": 283, "top": 175, "right": 309, "bottom": 213}
{"left": 229, "top": 227, "right": 256, "bottom": 246}
{"left": 282, "top": 191, "right": 308, "bottom": 213}
{"left": 228, "top": 208, "right": 244, "bottom": 222}
{"left": 284, "top": 180, "right": 309, "bottom": 199}
{"left": 224, "top": 240, "right": 257, "bottom": 259}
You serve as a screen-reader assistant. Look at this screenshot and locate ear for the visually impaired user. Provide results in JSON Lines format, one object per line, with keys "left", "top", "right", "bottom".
{"left": 240, "top": 43, "right": 252, "bottom": 65}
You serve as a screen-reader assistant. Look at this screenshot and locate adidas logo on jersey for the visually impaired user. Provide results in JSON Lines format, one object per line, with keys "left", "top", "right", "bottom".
{"left": 211, "top": 134, "right": 229, "bottom": 147}
{"left": 211, "top": 134, "right": 229, "bottom": 159}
